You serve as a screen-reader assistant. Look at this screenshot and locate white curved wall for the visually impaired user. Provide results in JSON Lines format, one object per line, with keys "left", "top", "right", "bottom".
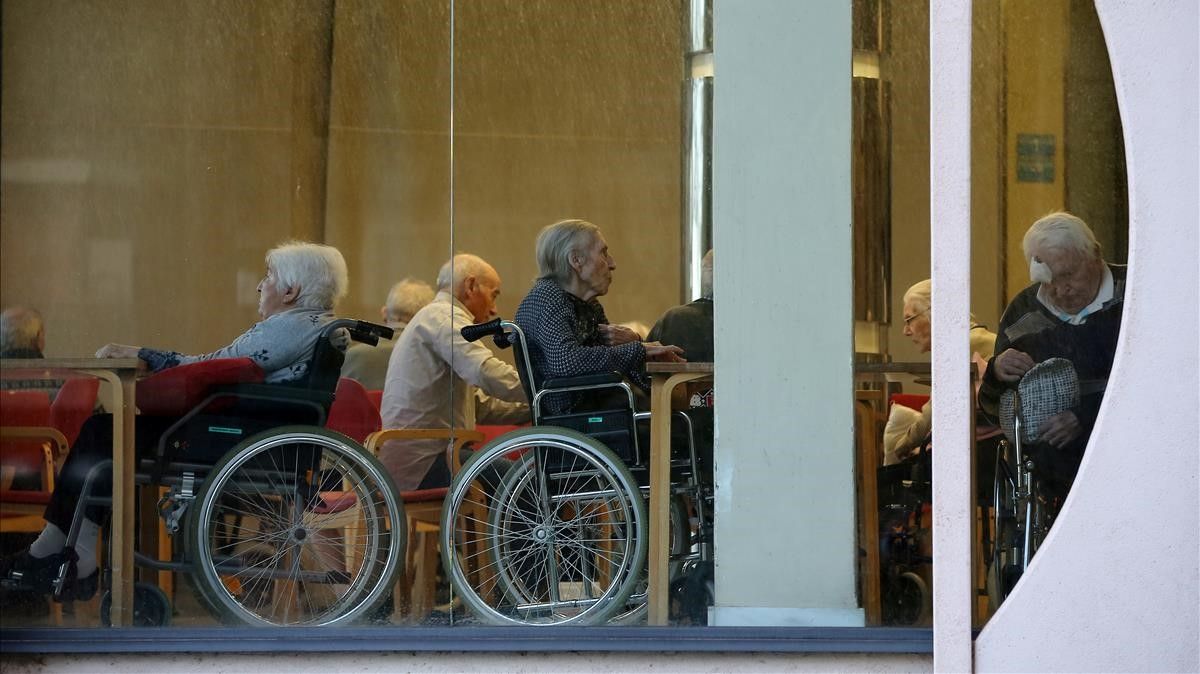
{"left": 974, "top": 1, "right": 1200, "bottom": 672}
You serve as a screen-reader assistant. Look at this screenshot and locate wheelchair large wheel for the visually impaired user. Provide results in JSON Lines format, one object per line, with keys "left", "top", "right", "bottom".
{"left": 441, "top": 427, "right": 646, "bottom": 626}
{"left": 186, "top": 426, "right": 404, "bottom": 626}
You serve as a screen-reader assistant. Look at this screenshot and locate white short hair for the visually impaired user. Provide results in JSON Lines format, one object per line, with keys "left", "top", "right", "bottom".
{"left": 384, "top": 278, "right": 435, "bottom": 323}
{"left": 1022, "top": 211, "right": 1102, "bottom": 264}
{"left": 902, "top": 279, "right": 932, "bottom": 316}
{"left": 265, "top": 241, "right": 349, "bottom": 311}
{"left": 436, "top": 254, "right": 493, "bottom": 295}
{"left": 535, "top": 219, "right": 601, "bottom": 285}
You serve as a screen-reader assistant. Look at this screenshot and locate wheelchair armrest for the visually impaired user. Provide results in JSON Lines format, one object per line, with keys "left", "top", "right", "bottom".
{"left": 542, "top": 372, "right": 623, "bottom": 391}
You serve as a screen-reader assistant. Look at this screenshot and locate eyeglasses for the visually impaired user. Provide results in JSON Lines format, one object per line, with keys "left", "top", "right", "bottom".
{"left": 902, "top": 309, "right": 928, "bottom": 326}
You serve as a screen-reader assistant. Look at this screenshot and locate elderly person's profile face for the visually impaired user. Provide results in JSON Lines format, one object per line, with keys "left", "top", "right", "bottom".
{"left": 257, "top": 264, "right": 295, "bottom": 319}
{"left": 1034, "top": 245, "right": 1104, "bottom": 314}
{"left": 570, "top": 232, "right": 616, "bottom": 300}
{"left": 902, "top": 299, "right": 932, "bottom": 353}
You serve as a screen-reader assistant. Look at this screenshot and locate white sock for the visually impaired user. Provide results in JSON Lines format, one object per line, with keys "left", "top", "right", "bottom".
{"left": 28, "top": 523, "right": 67, "bottom": 559}
{"left": 73, "top": 519, "right": 100, "bottom": 578}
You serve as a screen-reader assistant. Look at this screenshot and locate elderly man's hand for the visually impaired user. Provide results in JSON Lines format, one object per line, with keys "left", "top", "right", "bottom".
{"left": 644, "top": 342, "right": 686, "bottom": 363}
{"left": 1038, "top": 411, "right": 1083, "bottom": 449}
{"left": 993, "top": 348, "right": 1035, "bottom": 382}
{"left": 599, "top": 323, "right": 641, "bottom": 346}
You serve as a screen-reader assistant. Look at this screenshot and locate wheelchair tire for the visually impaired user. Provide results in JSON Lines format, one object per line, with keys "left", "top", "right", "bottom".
{"left": 100, "top": 582, "right": 172, "bottom": 627}
{"left": 186, "top": 426, "right": 405, "bottom": 626}
{"left": 441, "top": 427, "right": 646, "bottom": 626}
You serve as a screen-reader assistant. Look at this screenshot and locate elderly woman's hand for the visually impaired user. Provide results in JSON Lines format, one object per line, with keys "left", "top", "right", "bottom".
{"left": 1038, "top": 411, "right": 1083, "bottom": 449}
{"left": 644, "top": 342, "right": 686, "bottom": 363}
{"left": 599, "top": 323, "right": 641, "bottom": 346}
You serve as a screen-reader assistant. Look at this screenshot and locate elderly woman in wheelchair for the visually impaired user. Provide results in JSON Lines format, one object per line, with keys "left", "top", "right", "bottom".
{"left": 439, "top": 220, "right": 711, "bottom": 626}
{"left": 0, "top": 241, "right": 404, "bottom": 626}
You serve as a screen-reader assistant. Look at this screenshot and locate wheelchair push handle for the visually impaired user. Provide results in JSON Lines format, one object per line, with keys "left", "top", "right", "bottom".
{"left": 461, "top": 318, "right": 504, "bottom": 344}
{"left": 327, "top": 319, "right": 394, "bottom": 347}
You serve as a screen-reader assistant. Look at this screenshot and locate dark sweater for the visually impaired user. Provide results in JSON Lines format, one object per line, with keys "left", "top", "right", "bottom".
{"left": 515, "top": 277, "right": 647, "bottom": 415}
{"left": 979, "top": 264, "right": 1126, "bottom": 459}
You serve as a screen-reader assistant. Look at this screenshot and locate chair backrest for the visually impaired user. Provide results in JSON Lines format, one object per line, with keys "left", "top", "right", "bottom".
{"left": 366, "top": 389, "right": 383, "bottom": 414}
{"left": 136, "top": 358, "right": 266, "bottom": 417}
{"left": 326, "top": 378, "right": 381, "bottom": 443}
{"left": 890, "top": 393, "right": 931, "bottom": 413}
{"left": 1, "top": 390, "right": 53, "bottom": 475}
{"left": 49, "top": 377, "right": 100, "bottom": 446}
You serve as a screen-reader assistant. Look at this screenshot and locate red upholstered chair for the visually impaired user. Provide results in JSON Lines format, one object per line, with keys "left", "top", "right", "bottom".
{"left": 365, "top": 390, "right": 383, "bottom": 415}
{"left": 1, "top": 390, "right": 66, "bottom": 533}
{"left": 890, "top": 393, "right": 931, "bottom": 413}
{"left": 326, "top": 379, "right": 381, "bottom": 443}
{"left": 49, "top": 377, "right": 100, "bottom": 447}
{"left": 135, "top": 357, "right": 264, "bottom": 417}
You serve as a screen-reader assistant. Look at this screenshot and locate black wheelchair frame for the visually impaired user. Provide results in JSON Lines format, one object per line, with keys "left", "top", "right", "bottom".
{"left": 52, "top": 319, "right": 409, "bottom": 627}
{"left": 438, "top": 318, "right": 712, "bottom": 626}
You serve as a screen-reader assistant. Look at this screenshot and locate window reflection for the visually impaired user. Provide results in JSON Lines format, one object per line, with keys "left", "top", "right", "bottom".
{"left": 0, "top": 0, "right": 1126, "bottom": 636}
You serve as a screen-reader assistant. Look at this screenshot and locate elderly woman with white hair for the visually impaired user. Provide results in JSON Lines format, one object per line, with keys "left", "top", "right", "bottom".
{"left": 515, "top": 219, "right": 683, "bottom": 414}
{"left": 883, "top": 279, "right": 998, "bottom": 465}
{"left": 978, "top": 211, "right": 1125, "bottom": 501}
{"left": 0, "top": 241, "right": 350, "bottom": 600}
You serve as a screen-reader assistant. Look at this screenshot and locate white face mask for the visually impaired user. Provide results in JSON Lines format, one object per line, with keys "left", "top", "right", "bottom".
{"left": 1030, "top": 258, "right": 1053, "bottom": 284}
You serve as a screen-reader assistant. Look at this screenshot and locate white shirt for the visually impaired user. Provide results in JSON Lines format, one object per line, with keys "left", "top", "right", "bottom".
{"left": 1036, "top": 264, "right": 1115, "bottom": 325}
{"left": 378, "top": 292, "right": 529, "bottom": 490}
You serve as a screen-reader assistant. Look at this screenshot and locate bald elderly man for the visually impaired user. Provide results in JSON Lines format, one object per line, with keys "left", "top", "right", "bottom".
{"left": 379, "top": 254, "right": 530, "bottom": 491}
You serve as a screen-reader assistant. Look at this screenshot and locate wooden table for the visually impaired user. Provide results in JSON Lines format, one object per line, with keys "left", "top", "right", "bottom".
{"left": 1, "top": 358, "right": 140, "bottom": 626}
{"left": 645, "top": 361, "right": 713, "bottom": 626}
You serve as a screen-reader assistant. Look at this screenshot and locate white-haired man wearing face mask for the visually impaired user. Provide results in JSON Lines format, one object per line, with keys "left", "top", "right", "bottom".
{"left": 979, "top": 212, "right": 1125, "bottom": 500}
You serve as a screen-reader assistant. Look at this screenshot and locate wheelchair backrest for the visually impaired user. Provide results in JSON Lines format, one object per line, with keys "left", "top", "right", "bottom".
{"left": 293, "top": 319, "right": 394, "bottom": 395}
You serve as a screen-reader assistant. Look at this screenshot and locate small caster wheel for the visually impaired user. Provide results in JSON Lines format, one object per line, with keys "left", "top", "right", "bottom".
{"left": 101, "top": 582, "right": 172, "bottom": 626}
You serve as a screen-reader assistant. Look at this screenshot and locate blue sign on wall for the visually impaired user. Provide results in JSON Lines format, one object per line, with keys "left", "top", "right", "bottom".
{"left": 1016, "top": 133, "right": 1056, "bottom": 183}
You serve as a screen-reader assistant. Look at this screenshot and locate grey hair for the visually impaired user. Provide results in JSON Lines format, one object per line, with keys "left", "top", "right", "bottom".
{"left": 384, "top": 278, "right": 435, "bottom": 324}
{"left": 0, "top": 306, "right": 44, "bottom": 353}
{"left": 700, "top": 249, "right": 714, "bottom": 299}
{"left": 265, "top": 241, "right": 349, "bottom": 311}
{"left": 1022, "top": 211, "right": 1102, "bottom": 264}
{"left": 436, "top": 254, "right": 493, "bottom": 295}
{"left": 902, "top": 279, "right": 932, "bottom": 316}
{"left": 535, "top": 219, "right": 601, "bottom": 285}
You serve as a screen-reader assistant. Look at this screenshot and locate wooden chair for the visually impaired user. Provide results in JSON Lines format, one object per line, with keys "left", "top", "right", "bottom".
{"left": 364, "top": 428, "right": 484, "bottom": 622}
{"left": 0, "top": 390, "right": 67, "bottom": 534}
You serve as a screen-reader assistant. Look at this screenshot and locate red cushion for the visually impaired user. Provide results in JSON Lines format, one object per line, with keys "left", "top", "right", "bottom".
{"left": 326, "top": 379, "right": 381, "bottom": 444}
{"left": 890, "top": 393, "right": 931, "bottom": 412}
{"left": 0, "top": 489, "right": 51, "bottom": 505}
{"left": 136, "top": 358, "right": 265, "bottom": 417}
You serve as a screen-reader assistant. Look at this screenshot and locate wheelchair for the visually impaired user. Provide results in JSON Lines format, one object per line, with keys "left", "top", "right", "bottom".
{"left": 439, "top": 318, "right": 711, "bottom": 626}
{"left": 989, "top": 412, "right": 1055, "bottom": 606}
{"left": 876, "top": 438, "right": 932, "bottom": 626}
{"left": 50, "top": 319, "right": 406, "bottom": 627}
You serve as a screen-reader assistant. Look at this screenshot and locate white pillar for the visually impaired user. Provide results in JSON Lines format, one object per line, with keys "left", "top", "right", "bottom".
{"left": 929, "top": 2, "right": 974, "bottom": 672}
{"left": 711, "top": 0, "right": 858, "bottom": 626}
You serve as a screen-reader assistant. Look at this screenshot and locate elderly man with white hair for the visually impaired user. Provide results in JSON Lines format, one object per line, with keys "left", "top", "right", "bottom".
{"left": 341, "top": 278, "right": 434, "bottom": 390}
{"left": 979, "top": 211, "right": 1126, "bottom": 501}
{"left": 379, "top": 254, "right": 529, "bottom": 492}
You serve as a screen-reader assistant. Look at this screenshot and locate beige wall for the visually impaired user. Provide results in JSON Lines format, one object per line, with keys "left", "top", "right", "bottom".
{"left": 1, "top": 0, "right": 682, "bottom": 357}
